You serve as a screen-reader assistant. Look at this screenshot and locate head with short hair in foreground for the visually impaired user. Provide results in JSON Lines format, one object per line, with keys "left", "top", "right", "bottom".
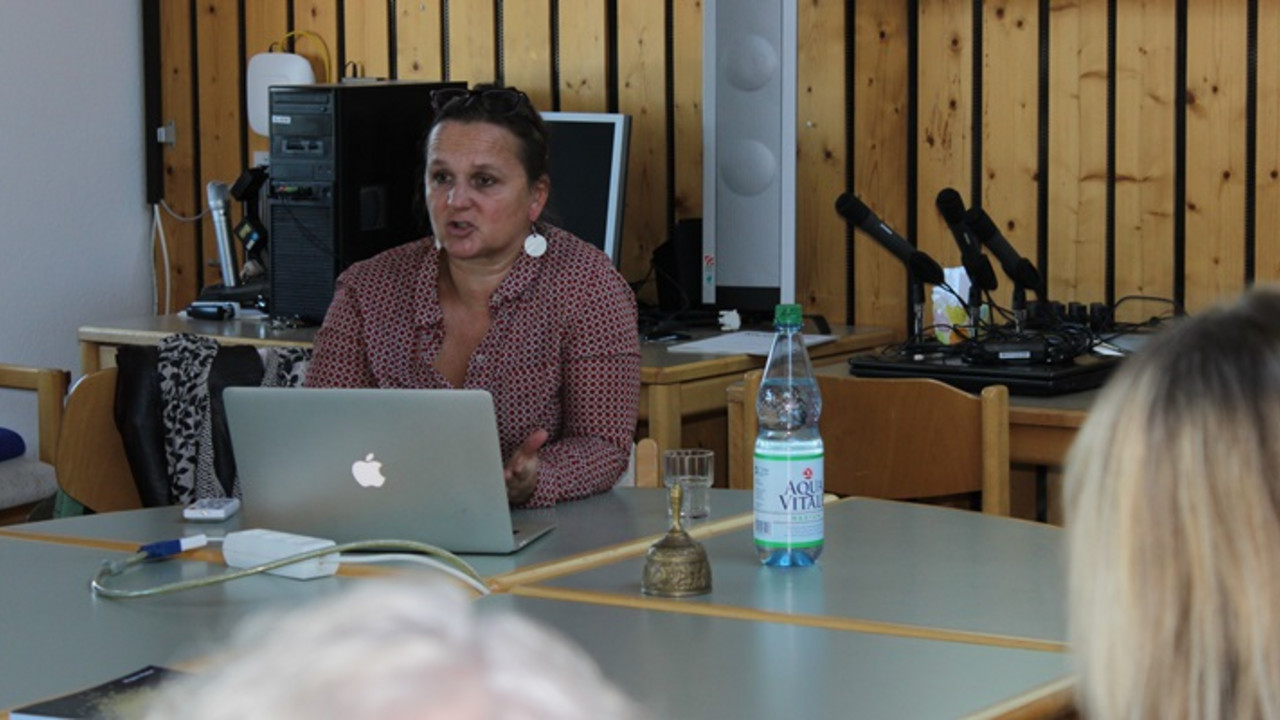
{"left": 143, "top": 577, "right": 645, "bottom": 720}
{"left": 1066, "top": 285, "right": 1280, "bottom": 720}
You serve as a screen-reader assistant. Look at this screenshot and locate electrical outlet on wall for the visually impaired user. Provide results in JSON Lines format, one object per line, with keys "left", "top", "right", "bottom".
{"left": 156, "top": 120, "right": 176, "bottom": 146}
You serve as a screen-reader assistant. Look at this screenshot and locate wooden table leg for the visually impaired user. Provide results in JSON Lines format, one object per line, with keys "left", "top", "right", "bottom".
{"left": 79, "top": 340, "right": 102, "bottom": 374}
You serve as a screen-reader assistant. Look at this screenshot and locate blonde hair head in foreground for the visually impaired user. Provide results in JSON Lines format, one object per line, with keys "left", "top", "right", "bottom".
{"left": 1066, "top": 285, "right": 1280, "bottom": 720}
{"left": 143, "top": 577, "right": 646, "bottom": 720}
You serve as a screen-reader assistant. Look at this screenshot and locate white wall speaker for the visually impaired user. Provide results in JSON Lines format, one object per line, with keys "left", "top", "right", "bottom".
{"left": 702, "top": 0, "right": 798, "bottom": 311}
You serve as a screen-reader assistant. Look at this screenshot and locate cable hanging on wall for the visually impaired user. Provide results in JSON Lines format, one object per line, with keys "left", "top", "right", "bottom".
{"left": 272, "top": 29, "right": 333, "bottom": 83}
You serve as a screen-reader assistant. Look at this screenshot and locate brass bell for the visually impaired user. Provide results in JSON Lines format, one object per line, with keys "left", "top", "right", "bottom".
{"left": 641, "top": 483, "right": 712, "bottom": 597}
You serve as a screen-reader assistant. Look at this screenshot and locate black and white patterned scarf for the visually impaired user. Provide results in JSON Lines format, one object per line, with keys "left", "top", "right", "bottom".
{"left": 157, "top": 333, "right": 220, "bottom": 504}
{"left": 157, "top": 336, "right": 313, "bottom": 505}
{"left": 262, "top": 346, "right": 312, "bottom": 388}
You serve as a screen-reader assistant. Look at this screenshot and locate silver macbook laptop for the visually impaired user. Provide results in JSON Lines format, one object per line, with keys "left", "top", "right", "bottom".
{"left": 221, "top": 387, "right": 555, "bottom": 554}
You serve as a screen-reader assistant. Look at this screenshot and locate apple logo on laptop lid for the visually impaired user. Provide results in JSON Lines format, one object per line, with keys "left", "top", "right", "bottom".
{"left": 351, "top": 453, "right": 387, "bottom": 488}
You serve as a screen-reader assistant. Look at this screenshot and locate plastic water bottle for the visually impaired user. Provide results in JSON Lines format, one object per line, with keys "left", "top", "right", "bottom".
{"left": 754, "top": 303, "right": 824, "bottom": 566}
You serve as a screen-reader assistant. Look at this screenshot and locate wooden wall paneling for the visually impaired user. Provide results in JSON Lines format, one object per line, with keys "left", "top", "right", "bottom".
{"left": 502, "top": 0, "right": 554, "bottom": 110}
{"left": 852, "top": 0, "right": 912, "bottom": 335}
{"left": 343, "top": 0, "right": 392, "bottom": 80}
{"left": 671, "top": 0, "right": 703, "bottom": 221}
{"left": 447, "top": 1, "right": 498, "bottom": 84}
{"left": 292, "top": 0, "right": 340, "bottom": 83}
{"left": 1258, "top": 0, "right": 1280, "bottom": 283}
{"left": 556, "top": 0, "right": 609, "bottom": 111}
{"left": 916, "top": 1, "right": 975, "bottom": 306}
{"left": 1046, "top": 0, "right": 1109, "bottom": 306}
{"left": 151, "top": 0, "right": 1280, "bottom": 325}
{"left": 244, "top": 1, "right": 290, "bottom": 54}
{"left": 615, "top": 2, "right": 669, "bottom": 292}
{"left": 195, "top": 0, "right": 245, "bottom": 290}
{"left": 1113, "top": 0, "right": 1177, "bottom": 322}
{"left": 158, "top": 0, "right": 199, "bottom": 313}
{"left": 980, "top": 0, "right": 1040, "bottom": 312}
{"left": 1183, "top": 0, "right": 1248, "bottom": 312}
{"left": 243, "top": 2, "right": 290, "bottom": 169}
{"left": 796, "top": 1, "right": 851, "bottom": 322}
{"left": 396, "top": 0, "right": 446, "bottom": 80}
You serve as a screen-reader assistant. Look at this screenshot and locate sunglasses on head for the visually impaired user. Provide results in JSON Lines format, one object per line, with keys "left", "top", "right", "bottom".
{"left": 430, "top": 87, "right": 531, "bottom": 116}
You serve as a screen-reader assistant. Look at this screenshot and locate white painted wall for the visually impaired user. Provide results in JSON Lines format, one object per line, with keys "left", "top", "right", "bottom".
{"left": 0, "top": 1, "right": 152, "bottom": 457}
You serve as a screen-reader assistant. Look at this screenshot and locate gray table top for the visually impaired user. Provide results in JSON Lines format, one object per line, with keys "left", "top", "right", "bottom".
{"left": 78, "top": 313, "right": 316, "bottom": 346}
{"left": 480, "top": 593, "right": 1071, "bottom": 720}
{"left": 1, "top": 494, "right": 1072, "bottom": 717}
{"left": 0, "top": 536, "right": 354, "bottom": 709}
{"left": 640, "top": 325, "right": 894, "bottom": 369}
{"left": 5, "top": 488, "right": 754, "bottom": 580}
{"left": 0, "top": 534, "right": 1070, "bottom": 718}
{"left": 538, "top": 498, "right": 1068, "bottom": 647}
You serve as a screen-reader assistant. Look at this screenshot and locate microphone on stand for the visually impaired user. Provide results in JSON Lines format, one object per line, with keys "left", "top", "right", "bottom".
{"left": 964, "top": 206, "right": 1043, "bottom": 292}
{"left": 935, "top": 188, "right": 995, "bottom": 335}
{"left": 206, "top": 180, "right": 240, "bottom": 289}
{"left": 835, "top": 194, "right": 943, "bottom": 284}
{"left": 835, "top": 193, "right": 944, "bottom": 340}
{"left": 964, "top": 206, "right": 1043, "bottom": 332}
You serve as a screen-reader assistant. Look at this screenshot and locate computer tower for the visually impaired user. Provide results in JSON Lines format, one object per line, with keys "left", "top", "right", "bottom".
{"left": 267, "top": 80, "right": 461, "bottom": 323}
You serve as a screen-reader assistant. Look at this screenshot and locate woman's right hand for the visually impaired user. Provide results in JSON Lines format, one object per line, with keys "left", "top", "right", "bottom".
{"left": 504, "top": 428, "right": 549, "bottom": 505}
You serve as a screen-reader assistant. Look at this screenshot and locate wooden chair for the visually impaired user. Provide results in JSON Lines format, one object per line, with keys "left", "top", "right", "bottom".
{"left": 55, "top": 367, "right": 140, "bottom": 513}
{"left": 0, "top": 364, "right": 70, "bottom": 524}
{"left": 743, "top": 370, "right": 1011, "bottom": 515}
{"left": 634, "top": 437, "right": 660, "bottom": 488}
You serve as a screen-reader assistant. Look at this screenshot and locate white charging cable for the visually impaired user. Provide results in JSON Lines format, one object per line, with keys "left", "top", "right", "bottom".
{"left": 90, "top": 533, "right": 490, "bottom": 598}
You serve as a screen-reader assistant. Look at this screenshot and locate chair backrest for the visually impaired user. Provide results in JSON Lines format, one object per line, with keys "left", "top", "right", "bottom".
{"left": 634, "top": 437, "right": 660, "bottom": 488}
{"left": 0, "top": 363, "right": 70, "bottom": 465}
{"left": 0, "top": 364, "right": 70, "bottom": 523}
{"left": 742, "top": 370, "right": 1011, "bottom": 514}
{"left": 56, "top": 368, "right": 141, "bottom": 513}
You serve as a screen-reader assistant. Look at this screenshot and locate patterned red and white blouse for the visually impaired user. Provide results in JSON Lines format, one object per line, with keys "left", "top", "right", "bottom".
{"left": 304, "top": 225, "right": 641, "bottom": 507}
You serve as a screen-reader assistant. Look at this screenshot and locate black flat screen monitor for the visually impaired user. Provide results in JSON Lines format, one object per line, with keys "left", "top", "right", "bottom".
{"left": 540, "top": 112, "right": 631, "bottom": 266}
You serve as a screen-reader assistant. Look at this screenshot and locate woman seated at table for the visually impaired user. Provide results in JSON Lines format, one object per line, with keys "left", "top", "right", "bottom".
{"left": 1065, "top": 285, "right": 1280, "bottom": 719}
{"left": 305, "top": 85, "right": 640, "bottom": 508}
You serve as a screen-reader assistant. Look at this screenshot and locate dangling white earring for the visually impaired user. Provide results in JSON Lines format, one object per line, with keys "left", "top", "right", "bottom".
{"left": 433, "top": 236, "right": 442, "bottom": 251}
{"left": 523, "top": 227, "right": 547, "bottom": 258}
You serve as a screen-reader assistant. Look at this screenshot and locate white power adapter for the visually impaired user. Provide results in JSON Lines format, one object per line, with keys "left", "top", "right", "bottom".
{"left": 222, "top": 529, "right": 339, "bottom": 580}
